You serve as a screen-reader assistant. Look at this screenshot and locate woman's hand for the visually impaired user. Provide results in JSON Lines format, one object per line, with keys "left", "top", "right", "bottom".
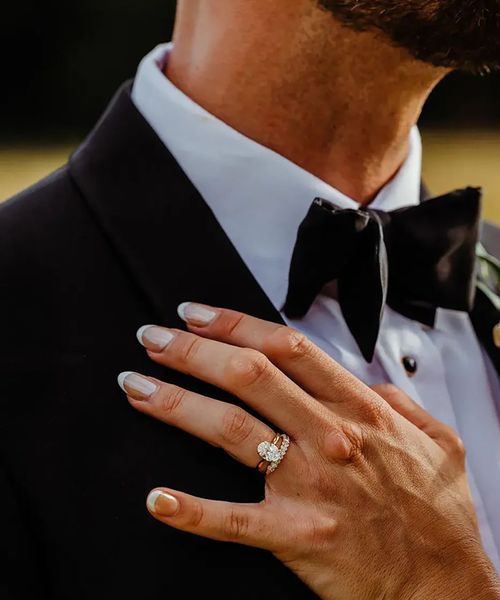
{"left": 118, "top": 303, "right": 500, "bottom": 600}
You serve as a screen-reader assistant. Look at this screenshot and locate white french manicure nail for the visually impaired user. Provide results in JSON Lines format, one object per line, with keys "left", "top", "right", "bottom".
{"left": 137, "top": 325, "right": 175, "bottom": 350}
{"left": 147, "top": 490, "right": 179, "bottom": 516}
{"left": 147, "top": 490, "right": 163, "bottom": 512}
{"left": 177, "top": 302, "right": 218, "bottom": 325}
{"left": 117, "top": 371, "right": 158, "bottom": 398}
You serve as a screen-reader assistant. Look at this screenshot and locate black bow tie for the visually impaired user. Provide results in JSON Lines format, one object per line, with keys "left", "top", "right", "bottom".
{"left": 283, "top": 187, "right": 482, "bottom": 362}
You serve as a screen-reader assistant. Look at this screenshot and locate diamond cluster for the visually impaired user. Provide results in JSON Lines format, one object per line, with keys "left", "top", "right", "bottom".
{"left": 257, "top": 434, "right": 290, "bottom": 474}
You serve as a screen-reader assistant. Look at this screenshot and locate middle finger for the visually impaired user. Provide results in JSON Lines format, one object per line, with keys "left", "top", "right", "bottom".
{"left": 136, "top": 327, "right": 326, "bottom": 436}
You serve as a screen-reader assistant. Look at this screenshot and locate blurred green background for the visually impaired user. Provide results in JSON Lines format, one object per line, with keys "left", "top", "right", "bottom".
{"left": 1, "top": 1, "right": 499, "bottom": 221}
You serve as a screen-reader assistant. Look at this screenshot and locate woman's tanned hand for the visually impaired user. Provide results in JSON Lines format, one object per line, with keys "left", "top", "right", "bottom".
{"left": 118, "top": 303, "right": 500, "bottom": 600}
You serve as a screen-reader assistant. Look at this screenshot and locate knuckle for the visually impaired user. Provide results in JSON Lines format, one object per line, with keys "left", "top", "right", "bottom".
{"left": 336, "top": 422, "right": 366, "bottom": 462}
{"left": 372, "top": 383, "right": 401, "bottom": 403}
{"left": 159, "top": 385, "right": 186, "bottom": 415}
{"left": 221, "top": 407, "right": 255, "bottom": 445}
{"left": 223, "top": 509, "right": 250, "bottom": 540}
{"left": 265, "top": 326, "right": 311, "bottom": 360}
{"left": 221, "top": 311, "right": 246, "bottom": 338}
{"left": 446, "top": 429, "right": 466, "bottom": 460}
{"left": 186, "top": 500, "right": 205, "bottom": 528}
{"left": 225, "top": 349, "right": 271, "bottom": 388}
{"left": 177, "top": 334, "right": 203, "bottom": 364}
{"left": 361, "top": 396, "right": 391, "bottom": 428}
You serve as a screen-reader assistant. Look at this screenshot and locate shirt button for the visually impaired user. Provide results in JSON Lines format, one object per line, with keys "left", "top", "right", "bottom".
{"left": 402, "top": 355, "right": 418, "bottom": 376}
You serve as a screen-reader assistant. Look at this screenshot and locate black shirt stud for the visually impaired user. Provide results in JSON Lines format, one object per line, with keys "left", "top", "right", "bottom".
{"left": 402, "top": 356, "right": 418, "bottom": 377}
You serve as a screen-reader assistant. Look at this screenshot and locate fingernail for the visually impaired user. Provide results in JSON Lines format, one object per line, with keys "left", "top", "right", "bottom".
{"left": 137, "top": 325, "right": 175, "bottom": 351}
{"left": 117, "top": 371, "right": 158, "bottom": 398}
{"left": 177, "top": 302, "right": 218, "bottom": 325}
{"left": 147, "top": 490, "right": 179, "bottom": 516}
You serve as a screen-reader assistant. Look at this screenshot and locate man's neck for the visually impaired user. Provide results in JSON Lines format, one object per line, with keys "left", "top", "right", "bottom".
{"left": 167, "top": 0, "right": 448, "bottom": 204}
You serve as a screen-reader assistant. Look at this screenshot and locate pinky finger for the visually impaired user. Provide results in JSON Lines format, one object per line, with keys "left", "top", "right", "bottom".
{"left": 372, "top": 384, "right": 464, "bottom": 454}
{"left": 146, "top": 487, "right": 280, "bottom": 551}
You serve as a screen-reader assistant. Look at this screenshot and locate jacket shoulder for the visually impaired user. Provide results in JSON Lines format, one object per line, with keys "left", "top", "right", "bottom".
{"left": 0, "top": 163, "right": 103, "bottom": 316}
{"left": 0, "top": 163, "right": 99, "bottom": 273}
{"left": 0, "top": 165, "right": 78, "bottom": 240}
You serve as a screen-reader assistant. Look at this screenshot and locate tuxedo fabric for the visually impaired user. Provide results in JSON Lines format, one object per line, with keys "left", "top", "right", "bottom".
{"left": 132, "top": 44, "right": 500, "bottom": 564}
{"left": 0, "top": 86, "right": 313, "bottom": 599}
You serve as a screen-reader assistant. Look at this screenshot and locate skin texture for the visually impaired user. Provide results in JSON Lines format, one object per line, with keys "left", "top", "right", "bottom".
{"left": 167, "top": 0, "right": 446, "bottom": 204}
{"left": 119, "top": 304, "right": 500, "bottom": 600}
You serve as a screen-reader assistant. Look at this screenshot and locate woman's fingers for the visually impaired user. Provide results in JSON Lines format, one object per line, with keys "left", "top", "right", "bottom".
{"left": 136, "top": 325, "right": 327, "bottom": 436}
{"left": 118, "top": 371, "right": 277, "bottom": 468}
{"left": 371, "top": 383, "right": 465, "bottom": 456}
{"left": 176, "top": 302, "right": 345, "bottom": 398}
{"left": 173, "top": 303, "right": 387, "bottom": 415}
{"left": 146, "top": 487, "right": 281, "bottom": 551}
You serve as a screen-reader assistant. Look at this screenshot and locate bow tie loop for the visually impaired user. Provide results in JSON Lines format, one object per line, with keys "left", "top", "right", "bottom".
{"left": 284, "top": 187, "right": 482, "bottom": 362}
{"left": 282, "top": 200, "right": 377, "bottom": 320}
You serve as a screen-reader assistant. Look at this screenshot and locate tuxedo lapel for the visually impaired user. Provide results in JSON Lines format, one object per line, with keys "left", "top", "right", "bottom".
{"left": 69, "top": 82, "right": 284, "bottom": 328}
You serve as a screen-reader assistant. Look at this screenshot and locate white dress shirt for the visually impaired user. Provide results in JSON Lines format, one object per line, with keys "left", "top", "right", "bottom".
{"left": 132, "top": 43, "right": 500, "bottom": 568}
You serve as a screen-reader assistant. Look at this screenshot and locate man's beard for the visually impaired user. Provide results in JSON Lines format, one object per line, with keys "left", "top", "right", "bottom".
{"left": 318, "top": 0, "right": 500, "bottom": 73}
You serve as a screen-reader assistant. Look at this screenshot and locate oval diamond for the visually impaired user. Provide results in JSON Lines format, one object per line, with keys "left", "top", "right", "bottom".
{"left": 257, "top": 441, "right": 281, "bottom": 462}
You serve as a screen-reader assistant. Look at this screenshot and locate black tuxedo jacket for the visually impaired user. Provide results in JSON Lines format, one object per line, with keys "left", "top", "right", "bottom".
{"left": 0, "top": 84, "right": 313, "bottom": 599}
{"left": 0, "top": 83, "right": 498, "bottom": 600}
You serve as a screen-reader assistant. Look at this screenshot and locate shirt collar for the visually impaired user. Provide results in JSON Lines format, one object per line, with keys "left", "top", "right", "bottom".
{"left": 132, "top": 43, "right": 423, "bottom": 310}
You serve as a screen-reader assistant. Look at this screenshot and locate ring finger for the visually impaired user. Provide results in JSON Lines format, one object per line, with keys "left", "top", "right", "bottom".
{"left": 118, "top": 371, "right": 280, "bottom": 468}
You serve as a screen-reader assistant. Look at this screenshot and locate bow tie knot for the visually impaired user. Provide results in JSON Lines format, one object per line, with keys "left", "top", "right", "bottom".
{"left": 284, "top": 187, "right": 482, "bottom": 362}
